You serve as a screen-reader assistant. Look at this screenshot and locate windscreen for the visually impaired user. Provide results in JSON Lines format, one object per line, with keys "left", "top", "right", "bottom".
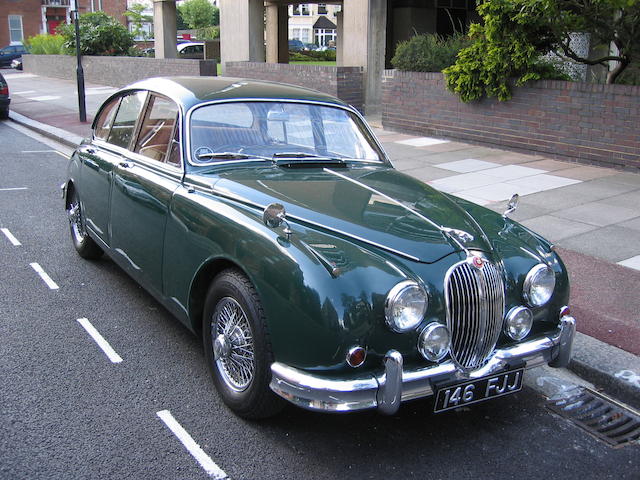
{"left": 189, "top": 102, "right": 381, "bottom": 164}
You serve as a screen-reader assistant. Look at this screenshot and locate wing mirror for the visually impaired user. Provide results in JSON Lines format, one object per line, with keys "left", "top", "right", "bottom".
{"left": 263, "top": 203, "right": 292, "bottom": 239}
{"left": 503, "top": 193, "right": 519, "bottom": 218}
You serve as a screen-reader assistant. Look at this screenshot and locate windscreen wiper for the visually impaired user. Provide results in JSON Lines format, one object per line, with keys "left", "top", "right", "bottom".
{"left": 272, "top": 152, "right": 347, "bottom": 167}
{"left": 196, "top": 152, "right": 269, "bottom": 161}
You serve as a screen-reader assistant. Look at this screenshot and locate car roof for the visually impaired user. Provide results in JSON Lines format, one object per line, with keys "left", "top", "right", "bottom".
{"left": 124, "top": 76, "right": 349, "bottom": 111}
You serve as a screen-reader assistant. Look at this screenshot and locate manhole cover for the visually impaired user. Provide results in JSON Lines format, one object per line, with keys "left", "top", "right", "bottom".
{"left": 547, "top": 387, "right": 640, "bottom": 447}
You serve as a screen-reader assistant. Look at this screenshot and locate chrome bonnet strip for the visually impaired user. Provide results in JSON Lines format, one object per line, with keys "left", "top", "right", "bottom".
{"left": 323, "top": 168, "right": 470, "bottom": 254}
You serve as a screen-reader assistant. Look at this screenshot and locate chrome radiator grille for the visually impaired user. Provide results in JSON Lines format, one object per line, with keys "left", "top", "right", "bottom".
{"left": 445, "top": 259, "right": 505, "bottom": 370}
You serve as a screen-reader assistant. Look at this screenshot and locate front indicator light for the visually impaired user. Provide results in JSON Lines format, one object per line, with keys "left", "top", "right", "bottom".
{"left": 505, "top": 306, "right": 533, "bottom": 341}
{"left": 418, "top": 323, "right": 451, "bottom": 362}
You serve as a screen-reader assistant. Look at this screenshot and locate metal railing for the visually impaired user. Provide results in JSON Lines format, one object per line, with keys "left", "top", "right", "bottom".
{"left": 42, "top": 0, "right": 71, "bottom": 6}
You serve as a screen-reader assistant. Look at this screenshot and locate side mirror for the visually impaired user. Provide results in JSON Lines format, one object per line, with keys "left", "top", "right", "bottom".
{"left": 503, "top": 193, "right": 519, "bottom": 218}
{"left": 263, "top": 203, "right": 292, "bottom": 238}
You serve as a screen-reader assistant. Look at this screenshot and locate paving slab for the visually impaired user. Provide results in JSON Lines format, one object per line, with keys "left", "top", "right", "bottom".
{"left": 553, "top": 201, "right": 640, "bottom": 227}
{"left": 558, "top": 225, "right": 640, "bottom": 263}
{"left": 521, "top": 215, "right": 599, "bottom": 241}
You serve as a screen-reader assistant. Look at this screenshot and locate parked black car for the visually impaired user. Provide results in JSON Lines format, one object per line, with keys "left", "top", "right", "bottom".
{"left": 0, "top": 44, "right": 27, "bottom": 67}
{"left": 0, "top": 72, "right": 10, "bottom": 119}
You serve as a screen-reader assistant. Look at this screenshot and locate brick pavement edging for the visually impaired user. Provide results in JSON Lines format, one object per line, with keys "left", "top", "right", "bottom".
{"left": 22, "top": 54, "right": 217, "bottom": 89}
{"left": 225, "top": 61, "right": 364, "bottom": 113}
{"left": 382, "top": 70, "right": 640, "bottom": 172}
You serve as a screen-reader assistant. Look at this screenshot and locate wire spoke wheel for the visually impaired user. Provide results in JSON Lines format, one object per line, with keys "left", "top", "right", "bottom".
{"left": 212, "top": 297, "right": 255, "bottom": 392}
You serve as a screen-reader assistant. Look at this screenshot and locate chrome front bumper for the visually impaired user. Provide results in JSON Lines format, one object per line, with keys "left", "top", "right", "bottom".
{"left": 269, "top": 315, "right": 576, "bottom": 414}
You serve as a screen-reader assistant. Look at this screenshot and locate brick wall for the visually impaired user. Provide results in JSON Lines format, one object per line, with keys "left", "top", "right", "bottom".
{"left": 0, "top": 0, "right": 42, "bottom": 47}
{"left": 225, "top": 62, "right": 364, "bottom": 113}
{"left": 23, "top": 55, "right": 217, "bottom": 88}
{"left": 382, "top": 71, "right": 640, "bottom": 171}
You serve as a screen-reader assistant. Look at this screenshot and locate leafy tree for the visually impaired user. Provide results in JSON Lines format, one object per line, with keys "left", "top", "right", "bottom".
{"left": 178, "top": 0, "right": 219, "bottom": 29}
{"left": 57, "top": 11, "right": 134, "bottom": 56}
{"left": 25, "top": 34, "right": 68, "bottom": 55}
{"left": 125, "top": 3, "right": 153, "bottom": 40}
{"left": 444, "top": 0, "right": 640, "bottom": 102}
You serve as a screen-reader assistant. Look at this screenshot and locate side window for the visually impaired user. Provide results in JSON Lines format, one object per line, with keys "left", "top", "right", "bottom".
{"left": 94, "top": 97, "right": 121, "bottom": 141}
{"left": 167, "top": 126, "right": 181, "bottom": 167}
{"left": 107, "top": 91, "right": 146, "bottom": 149}
{"left": 134, "top": 95, "right": 179, "bottom": 163}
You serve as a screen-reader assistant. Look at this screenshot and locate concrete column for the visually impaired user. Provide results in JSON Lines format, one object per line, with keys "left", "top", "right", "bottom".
{"left": 153, "top": 0, "right": 177, "bottom": 59}
{"left": 265, "top": 3, "right": 288, "bottom": 64}
{"left": 220, "top": 0, "right": 265, "bottom": 74}
{"left": 341, "top": 0, "right": 387, "bottom": 114}
{"left": 335, "top": 10, "right": 343, "bottom": 66}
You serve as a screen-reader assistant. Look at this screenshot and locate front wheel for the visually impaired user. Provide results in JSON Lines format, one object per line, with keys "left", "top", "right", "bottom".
{"left": 203, "top": 269, "right": 285, "bottom": 419}
{"left": 67, "top": 188, "right": 103, "bottom": 260}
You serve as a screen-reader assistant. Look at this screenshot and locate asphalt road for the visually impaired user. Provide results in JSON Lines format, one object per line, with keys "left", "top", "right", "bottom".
{"left": 0, "top": 120, "right": 637, "bottom": 479}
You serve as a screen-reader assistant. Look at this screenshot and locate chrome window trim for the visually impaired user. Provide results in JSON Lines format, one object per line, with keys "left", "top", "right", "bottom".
{"left": 184, "top": 98, "right": 390, "bottom": 168}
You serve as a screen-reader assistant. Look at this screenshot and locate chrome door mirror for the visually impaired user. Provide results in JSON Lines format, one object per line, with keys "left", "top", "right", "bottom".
{"left": 263, "top": 203, "right": 292, "bottom": 238}
{"left": 503, "top": 193, "right": 519, "bottom": 218}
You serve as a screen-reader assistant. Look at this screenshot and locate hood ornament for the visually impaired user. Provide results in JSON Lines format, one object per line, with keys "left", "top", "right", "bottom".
{"left": 503, "top": 193, "right": 519, "bottom": 218}
{"left": 441, "top": 227, "right": 474, "bottom": 244}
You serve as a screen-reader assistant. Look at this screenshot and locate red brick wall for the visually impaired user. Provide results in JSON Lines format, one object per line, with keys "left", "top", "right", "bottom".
{"left": 0, "top": 0, "right": 43, "bottom": 47}
{"left": 382, "top": 71, "right": 640, "bottom": 171}
{"left": 225, "top": 62, "right": 364, "bottom": 113}
{"left": 0, "top": 0, "right": 128, "bottom": 47}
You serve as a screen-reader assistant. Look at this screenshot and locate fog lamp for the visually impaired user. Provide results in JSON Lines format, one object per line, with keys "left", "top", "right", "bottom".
{"left": 505, "top": 306, "right": 533, "bottom": 341}
{"left": 346, "top": 346, "right": 366, "bottom": 368}
{"left": 418, "top": 323, "right": 451, "bottom": 362}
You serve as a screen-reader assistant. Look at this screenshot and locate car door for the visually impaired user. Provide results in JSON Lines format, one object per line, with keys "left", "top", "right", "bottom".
{"left": 108, "top": 93, "right": 182, "bottom": 296}
{"left": 76, "top": 94, "right": 126, "bottom": 244}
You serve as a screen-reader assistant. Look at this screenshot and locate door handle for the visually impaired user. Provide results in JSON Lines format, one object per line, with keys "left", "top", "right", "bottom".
{"left": 118, "top": 161, "right": 133, "bottom": 168}
{"left": 85, "top": 147, "right": 96, "bottom": 154}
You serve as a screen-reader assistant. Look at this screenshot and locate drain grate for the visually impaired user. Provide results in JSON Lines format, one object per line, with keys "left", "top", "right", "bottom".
{"left": 546, "top": 387, "right": 640, "bottom": 447}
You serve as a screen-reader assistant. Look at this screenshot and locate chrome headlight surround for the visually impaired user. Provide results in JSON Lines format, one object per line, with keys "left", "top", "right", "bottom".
{"left": 384, "top": 280, "right": 428, "bottom": 333}
{"left": 418, "top": 323, "right": 451, "bottom": 362}
{"left": 504, "top": 306, "right": 533, "bottom": 341}
{"left": 523, "top": 264, "right": 555, "bottom": 307}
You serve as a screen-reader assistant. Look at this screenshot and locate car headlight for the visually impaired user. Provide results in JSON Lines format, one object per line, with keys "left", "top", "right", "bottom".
{"left": 523, "top": 264, "right": 555, "bottom": 307}
{"left": 504, "top": 306, "right": 533, "bottom": 341}
{"left": 418, "top": 323, "right": 451, "bottom": 362}
{"left": 384, "top": 280, "right": 428, "bottom": 332}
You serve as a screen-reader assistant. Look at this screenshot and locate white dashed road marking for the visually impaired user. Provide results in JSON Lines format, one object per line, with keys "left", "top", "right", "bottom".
{"left": 76, "top": 318, "right": 123, "bottom": 364}
{"left": 0, "top": 187, "right": 28, "bottom": 191}
{"left": 26, "top": 96, "right": 61, "bottom": 101}
{"left": 157, "top": 410, "right": 228, "bottom": 479}
{"left": 1, "top": 228, "right": 21, "bottom": 246}
{"left": 30, "top": 262, "right": 59, "bottom": 290}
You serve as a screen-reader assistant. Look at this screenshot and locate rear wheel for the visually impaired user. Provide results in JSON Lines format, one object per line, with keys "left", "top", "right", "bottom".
{"left": 203, "top": 269, "right": 285, "bottom": 419}
{"left": 67, "top": 188, "right": 103, "bottom": 260}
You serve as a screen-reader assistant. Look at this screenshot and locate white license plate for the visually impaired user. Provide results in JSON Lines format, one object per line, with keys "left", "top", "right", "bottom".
{"left": 434, "top": 369, "right": 524, "bottom": 413}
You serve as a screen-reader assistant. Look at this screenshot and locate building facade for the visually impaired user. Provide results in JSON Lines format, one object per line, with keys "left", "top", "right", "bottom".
{"left": 288, "top": 3, "right": 340, "bottom": 47}
{"left": 1, "top": 0, "right": 128, "bottom": 48}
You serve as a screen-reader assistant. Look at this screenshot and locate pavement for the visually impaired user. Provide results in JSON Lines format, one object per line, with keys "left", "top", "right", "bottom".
{"left": 2, "top": 68, "right": 639, "bottom": 409}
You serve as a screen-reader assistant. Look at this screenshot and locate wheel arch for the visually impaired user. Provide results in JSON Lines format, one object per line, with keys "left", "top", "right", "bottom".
{"left": 188, "top": 257, "right": 251, "bottom": 336}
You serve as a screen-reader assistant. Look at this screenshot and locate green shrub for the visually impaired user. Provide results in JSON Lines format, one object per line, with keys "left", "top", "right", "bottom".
{"left": 57, "top": 12, "right": 134, "bottom": 56}
{"left": 25, "top": 34, "right": 68, "bottom": 55}
{"left": 391, "top": 33, "right": 471, "bottom": 72}
{"left": 196, "top": 25, "right": 219, "bottom": 40}
{"left": 288, "top": 49, "right": 336, "bottom": 62}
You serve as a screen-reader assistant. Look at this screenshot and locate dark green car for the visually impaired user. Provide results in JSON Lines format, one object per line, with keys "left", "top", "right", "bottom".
{"left": 63, "top": 77, "right": 576, "bottom": 418}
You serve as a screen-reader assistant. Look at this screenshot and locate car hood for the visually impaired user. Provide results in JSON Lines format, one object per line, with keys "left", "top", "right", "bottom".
{"left": 209, "top": 165, "right": 493, "bottom": 263}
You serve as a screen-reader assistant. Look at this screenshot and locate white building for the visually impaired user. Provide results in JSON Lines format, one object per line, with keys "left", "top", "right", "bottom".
{"left": 288, "top": 3, "right": 340, "bottom": 46}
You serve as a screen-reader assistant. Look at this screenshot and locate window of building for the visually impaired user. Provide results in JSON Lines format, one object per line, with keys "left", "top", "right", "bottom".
{"left": 8, "top": 15, "right": 23, "bottom": 44}
{"left": 290, "top": 27, "right": 311, "bottom": 43}
{"left": 292, "top": 4, "right": 311, "bottom": 16}
{"left": 315, "top": 29, "right": 336, "bottom": 47}
{"left": 317, "top": 4, "right": 327, "bottom": 14}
